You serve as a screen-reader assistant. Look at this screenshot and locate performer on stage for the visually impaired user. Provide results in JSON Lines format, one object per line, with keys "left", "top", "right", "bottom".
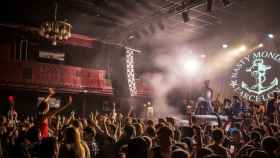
{"left": 35, "top": 88, "right": 72, "bottom": 138}
{"left": 196, "top": 80, "right": 214, "bottom": 114}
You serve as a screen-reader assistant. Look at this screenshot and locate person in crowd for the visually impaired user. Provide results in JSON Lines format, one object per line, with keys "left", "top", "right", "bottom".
{"left": 171, "top": 149, "right": 190, "bottom": 158}
{"left": 2, "top": 87, "right": 280, "bottom": 158}
{"left": 72, "top": 119, "right": 91, "bottom": 158}
{"left": 35, "top": 88, "right": 73, "bottom": 138}
{"left": 231, "top": 96, "right": 241, "bottom": 116}
{"left": 195, "top": 97, "right": 212, "bottom": 115}
{"left": 84, "top": 127, "right": 99, "bottom": 158}
{"left": 249, "top": 150, "right": 270, "bottom": 158}
{"left": 115, "top": 124, "right": 136, "bottom": 153}
{"left": 203, "top": 80, "right": 214, "bottom": 113}
{"left": 261, "top": 136, "right": 279, "bottom": 158}
{"left": 59, "top": 126, "right": 86, "bottom": 158}
{"left": 207, "top": 128, "right": 228, "bottom": 158}
{"left": 127, "top": 137, "right": 148, "bottom": 158}
{"left": 195, "top": 147, "right": 213, "bottom": 158}
{"left": 266, "top": 92, "right": 278, "bottom": 122}
{"left": 149, "top": 126, "right": 174, "bottom": 158}
{"left": 223, "top": 98, "right": 232, "bottom": 116}
{"left": 39, "top": 137, "right": 59, "bottom": 158}
{"left": 229, "top": 129, "right": 243, "bottom": 152}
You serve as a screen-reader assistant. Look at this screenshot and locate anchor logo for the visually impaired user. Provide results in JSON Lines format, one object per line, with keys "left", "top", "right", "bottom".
{"left": 241, "top": 58, "right": 278, "bottom": 95}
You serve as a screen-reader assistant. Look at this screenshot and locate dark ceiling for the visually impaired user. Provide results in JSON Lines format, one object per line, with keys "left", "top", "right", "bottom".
{"left": 1, "top": 0, "right": 280, "bottom": 51}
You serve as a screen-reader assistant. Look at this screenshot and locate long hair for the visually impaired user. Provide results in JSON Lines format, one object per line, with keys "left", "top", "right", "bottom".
{"left": 37, "top": 100, "right": 49, "bottom": 114}
{"left": 59, "top": 127, "right": 85, "bottom": 158}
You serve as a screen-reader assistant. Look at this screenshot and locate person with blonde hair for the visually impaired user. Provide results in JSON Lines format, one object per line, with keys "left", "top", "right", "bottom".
{"left": 59, "top": 127, "right": 86, "bottom": 158}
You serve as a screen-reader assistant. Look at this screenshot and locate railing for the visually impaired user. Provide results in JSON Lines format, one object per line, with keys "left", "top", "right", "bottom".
{"left": 0, "top": 60, "right": 112, "bottom": 94}
{"left": 0, "top": 61, "right": 152, "bottom": 96}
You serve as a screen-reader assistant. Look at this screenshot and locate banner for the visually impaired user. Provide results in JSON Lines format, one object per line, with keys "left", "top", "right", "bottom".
{"left": 230, "top": 50, "right": 280, "bottom": 101}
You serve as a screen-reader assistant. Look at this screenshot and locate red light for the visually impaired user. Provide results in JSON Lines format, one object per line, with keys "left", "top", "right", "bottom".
{"left": 8, "top": 96, "right": 14, "bottom": 105}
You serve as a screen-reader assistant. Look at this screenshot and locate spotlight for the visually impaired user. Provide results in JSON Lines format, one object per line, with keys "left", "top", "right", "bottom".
{"left": 182, "top": 11, "right": 190, "bottom": 23}
{"left": 183, "top": 58, "right": 201, "bottom": 76}
{"left": 206, "top": 0, "right": 213, "bottom": 12}
{"left": 222, "top": 0, "right": 231, "bottom": 7}
{"left": 268, "top": 33, "right": 274, "bottom": 39}
{"left": 222, "top": 44, "right": 229, "bottom": 49}
{"left": 238, "top": 45, "right": 247, "bottom": 52}
{"left": 258, "top": 43, "right": 264, "bottom": 48}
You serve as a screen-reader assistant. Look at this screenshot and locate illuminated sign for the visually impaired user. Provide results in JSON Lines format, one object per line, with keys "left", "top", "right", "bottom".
{"left": 230, "top": 51, "right": 280, "bottom": 102}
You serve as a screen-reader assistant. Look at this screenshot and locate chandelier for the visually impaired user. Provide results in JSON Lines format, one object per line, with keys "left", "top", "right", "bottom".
{"left": 40, "top": 2, "right": 72, "bottom": 45}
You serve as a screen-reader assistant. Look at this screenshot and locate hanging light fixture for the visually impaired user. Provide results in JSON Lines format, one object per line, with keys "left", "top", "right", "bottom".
{"left": 40, "top": 1, "right": 72, "bottom": 45}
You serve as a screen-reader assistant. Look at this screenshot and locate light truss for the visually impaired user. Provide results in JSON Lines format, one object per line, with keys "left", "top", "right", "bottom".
{"left": 125, "top": 47, "right": 140, "bottom": 96}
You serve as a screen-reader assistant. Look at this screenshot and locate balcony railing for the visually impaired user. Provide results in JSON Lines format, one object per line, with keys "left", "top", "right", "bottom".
{"left": 0, "top": 60, "right": 152, "bottom": 96}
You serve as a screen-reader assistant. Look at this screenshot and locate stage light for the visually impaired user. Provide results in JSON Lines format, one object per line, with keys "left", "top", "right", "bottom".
{"left": 183, "top": 58, "right": 201, "bottom": 76}
{"left": 222, "top": 44, "right": 229, "bottom": 49}
{"left": 238, "top": 45, "right": 247, "bottom": 52}
{"left": 258, "top": 43, "right": 264, "bottom": 48}
{"left": 182, "top": 11, "right": 190, "bottom": 23}
{"left": 268, "top": 33, "right": 274, "bottom": 39}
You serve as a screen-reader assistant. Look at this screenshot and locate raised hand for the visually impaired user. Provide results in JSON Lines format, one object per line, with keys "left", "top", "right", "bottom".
{"left": 46, "top": 96, "right": 73, "bottom": 118}
{"left": 90, "top": 112, "right": 94, "bottom": 121}
{"left": 67, "top": 96, "right": 73, "bottom": 105}
{"left": 48, "top": 88, "right": 55, "bottom": 96}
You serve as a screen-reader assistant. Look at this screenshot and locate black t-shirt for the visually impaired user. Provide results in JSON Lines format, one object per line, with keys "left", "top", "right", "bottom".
{"left": 267, "top": 99, "right": 276, "bottom": 114}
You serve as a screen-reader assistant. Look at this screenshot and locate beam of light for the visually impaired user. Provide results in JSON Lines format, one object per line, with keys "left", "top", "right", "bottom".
{"left": 183, "top": 58, "right": 201, "bottom": 76}
{"left": 228, "top": 45, "right": 247, "bottom": 57}
{"left": 238, "top": 45, "right": 247, "bottom": 52}
{"left": 258, "top": 43, "right": 264, "bottom": 48}
{"left": 222, "top": 44, "right": 229, "bottom": 49}
{"left": 268, "top": 33, "right": 274, "bottom": 39}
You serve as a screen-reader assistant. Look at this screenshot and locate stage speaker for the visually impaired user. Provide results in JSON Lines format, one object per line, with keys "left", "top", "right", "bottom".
{"left": 110, "top": 47, "right": 130, "bottom": 97}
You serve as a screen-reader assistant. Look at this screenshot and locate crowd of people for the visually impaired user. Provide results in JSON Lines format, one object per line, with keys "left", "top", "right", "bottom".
{"left": 0, "top": 88, "right": 280, "bottom": 158}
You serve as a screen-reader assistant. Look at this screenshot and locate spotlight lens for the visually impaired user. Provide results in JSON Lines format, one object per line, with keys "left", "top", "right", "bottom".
{"left": 268, "top": 33, "right": 274, "bottom": 39}
{"left": 222, "top": 44, "right": 229, "bottom": 48}
{"left": 258, "top": 43, "right": 264, "bottom": 48}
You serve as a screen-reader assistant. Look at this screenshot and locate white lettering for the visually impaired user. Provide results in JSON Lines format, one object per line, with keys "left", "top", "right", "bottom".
{"left": 231, "top": 50, "right": 280, "bottom": 102}
{"left": 253, "top": 51, "right": 261, "bottom": 59}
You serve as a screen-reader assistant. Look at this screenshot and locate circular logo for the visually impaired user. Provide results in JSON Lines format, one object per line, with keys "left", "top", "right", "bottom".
{"left": 230, "top": 51, "right": 280, "bottom": 102}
